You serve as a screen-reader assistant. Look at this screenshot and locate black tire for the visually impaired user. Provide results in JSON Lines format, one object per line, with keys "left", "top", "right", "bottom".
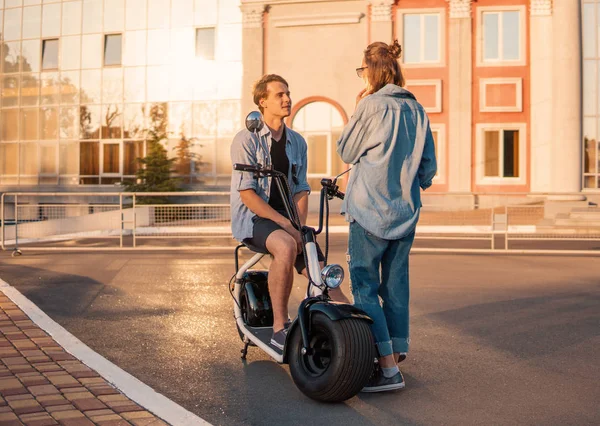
{"left": 288, "top": 312, "right": 375, "bottom": 403}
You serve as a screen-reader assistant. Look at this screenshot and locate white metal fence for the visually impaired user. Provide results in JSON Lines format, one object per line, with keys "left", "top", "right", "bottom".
{"left": 1, "top": 192, "right": 599, "bottom": 255}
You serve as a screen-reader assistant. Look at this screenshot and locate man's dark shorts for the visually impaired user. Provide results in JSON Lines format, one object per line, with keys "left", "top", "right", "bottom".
{"left": 243, "top": 215, "right": 325, "bottom": 275}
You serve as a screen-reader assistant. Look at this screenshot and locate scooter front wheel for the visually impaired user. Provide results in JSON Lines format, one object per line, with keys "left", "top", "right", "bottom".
{"left": 288, "top": 312, "right": 375, "bottom": 402}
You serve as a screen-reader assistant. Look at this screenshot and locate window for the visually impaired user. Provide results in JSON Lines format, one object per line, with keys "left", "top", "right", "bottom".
{"left": 41, "top": 39, "right": 59, "bottom": 70}
{"left": 479, "top": 8, "right": 524, "bottom": 65}
{"left": 104, "top": 34, "right": 123, "bottom": 66}
{"left": 430, "top": 124, "right": 445, "bottom": 183}
{"left": 402, "top": 13, "right": 441, "bottom": 64}
{"left": 102, "top": 143, "right": 120, "bottom": 174}
{"left": 476, "top": 124, "right": 526, "bottom": 185}
{"left": 196, "top": 28, "right": 215, "bottom": 60}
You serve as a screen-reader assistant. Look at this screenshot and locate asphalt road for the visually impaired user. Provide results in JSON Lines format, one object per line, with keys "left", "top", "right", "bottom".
{"left": 0, "top": 238, "right": 599, "bottom": 426}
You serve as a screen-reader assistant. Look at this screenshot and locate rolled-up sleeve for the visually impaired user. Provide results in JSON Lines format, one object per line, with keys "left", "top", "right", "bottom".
{"left": 230, "top": 132, "right": 258, "bottom": 192}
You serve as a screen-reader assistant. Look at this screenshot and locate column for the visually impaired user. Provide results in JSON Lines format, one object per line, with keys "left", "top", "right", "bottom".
{"left": 447, "top": 0, "right": 472, "bottom": 192}
{"left": 240, "top": 2, "right": 266, "bottom": 117}
{"left": 530, "top": 0, "right": 553, "bottom": 192}
{"left": 551, "top": 0, "right": 583, "bottom": 196}
{"left": 368, "top": 0, "right": 394, "bottom": 43}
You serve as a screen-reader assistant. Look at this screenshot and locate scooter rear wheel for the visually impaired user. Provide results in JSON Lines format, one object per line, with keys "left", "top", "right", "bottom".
{"left": 288, "top": 312, "right": 375, "bottom": 402}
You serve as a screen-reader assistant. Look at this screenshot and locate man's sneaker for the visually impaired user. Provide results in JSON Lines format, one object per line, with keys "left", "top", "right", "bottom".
{"left": 361, "top": 368, "right": 405, "bottom": 393}
{"left": 270, "top": 328, "right": 288, "bottom": 350}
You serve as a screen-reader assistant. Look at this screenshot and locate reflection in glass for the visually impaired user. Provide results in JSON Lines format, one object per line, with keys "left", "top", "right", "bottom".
{"left": 41, "top": 72, "right": 60, "bottom": 105}
{"left": 2, "top": 42, "right": 21, "bottom": 73}
{"left": 192, "top": 102, "right": 217, "bottom": 137}
{"left": 104, "top": 34, "right": 123, "bottom": 66}
{"left": 60, "top": 71, "right": 80, "bottom": 104}
{"left": 306, "top": 135, "right": 328, "bottom": 175}
{"left": 502, "top": 11, "right": 520, "bottom": 61}
{"left": 20, "top": 143, "right": 38, "bottom": 175}
{"left": 60, "top": 106, "right": 78, "bottom": 139}
{"left": 42, "top": 3, "right": 61, "bottom": 38}
{"left": 23, "top": 6, "right": 42, "bottom": 39}
{"left": 148, "top": 0, "right": 169, "bottom": 29}
{"left": 169, "top": 102, "right": 192, "bottom": 137}
{"left": 147, "top": 66, "right": 169, "bottom": 101}
{"left": 21, "top": 74, "right": 40, "bottom": 106}
{"left": 424, "top": 14, "right": 439, "bottom": 62}
{"left": 40, "top": 143, "right": 57, "bottom": 174}
{"left": 2, "top": 75, "right": 20, "bottom": 107}
{"left": 62, "top": 0, "right": 82, "bottom": 36}
{"left": 583, "top": 175, "right": 597, "bottom": 189}
{"left": 216, "top": 138, "right": 232, "bottom": 175}
{"left": 4, "top": 8, "right": 22, "bottom": 41}
{"left": 192, "top": 138, "right": 215, "bottom": 175}
{"left": 102, "top": 104, "right": 123, "bottom": 139}
{"left": 583, "top": 4, "right": 595, "bottom": 59}
{"left": 61, "top": 36, "right": 81, "bottom": 70}
{"left": 40, "top": 106, "right": 59, "bottom": 140}
{"left": 104, "top": 0, "right": 125, "bottom": 32}
{"left": 484, "top": 130, "right": 500, "bottom": 177}
{"left": 217, "top": 100, "right": 240, "bottom": 136}
{"left": 124, "top": 31, "right": 147, "bottom": 66}
{"left": 81, "top": 69, "right": 101, "bottom": 103}
{"left": 102, "top": 68, "right": 123, "bottom": 104}
{"left": 103, "top": 143, "right": 120, "bottom": 173}
{"left": 124, "top": 67, "right": 145, "bottom": 102}
{"left": 82, "top": 34, "right": 102, "bottom": 69}
{"left": 126, "top": 0, "right": 147, "bottom": 31}
{"left": 82, "top": 0, "right": 102, "bottom": 34}
{"left": 0, "top": 109, "right": 19, "bottom": 141}
{"left": 42, "top": 39, "right": 59, "bottom": 70}
{"left": 403, "top": 15, "right": 420, "bottom": 63}
{"left": 22, "top": 40, "right": 41, "bottom": 72}
{"left": 147, "top": 30, "right": 170, "bottom": 65}
{"left": 59, "top": 141, "right": 79, "bottom": 175}
{"left": 0, "top": 144, "right": 19, "bottom": 175}
{"left": 483, "top": 13, "right": 499, "bottom": 61}
{"left": 80, "top": 105, "right": 101, "bottom": 139}
{"left": 80, "top": 141, "right": 100, "bottom": 175}
{"left": 195, "top": 28, "right": 215, "bottom": 60}
{"left": 583, "top": 61, "right": 596, "bottom": 116}
{"left": 124, "top": 140, "right": 144, "bottom": 175}
{"left": 123, "top": 103, "right": 146, "bottom": 139}
{"left": 21, "top": 108, "right": 39, "bottom": 141}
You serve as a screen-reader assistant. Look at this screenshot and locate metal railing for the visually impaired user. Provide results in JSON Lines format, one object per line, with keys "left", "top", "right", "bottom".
{"left": 1, "top": 191, "right": 599, "bottom": 255}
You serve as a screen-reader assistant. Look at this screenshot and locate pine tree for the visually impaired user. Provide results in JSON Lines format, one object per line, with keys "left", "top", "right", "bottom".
{"left": 123, "top": 103, "right": 181, "bottom": 204}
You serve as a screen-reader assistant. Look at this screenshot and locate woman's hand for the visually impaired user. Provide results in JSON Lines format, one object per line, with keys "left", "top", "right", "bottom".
{"left": 355, "top": 88, "right": 371, "bottom": 108}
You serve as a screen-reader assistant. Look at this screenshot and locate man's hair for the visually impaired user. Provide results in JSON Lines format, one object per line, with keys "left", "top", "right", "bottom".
{"left": 252, "top": 74, "right": 289, "bottom": 113}
{"left": 363, "top": 40, "right": 405, "bottom": 93}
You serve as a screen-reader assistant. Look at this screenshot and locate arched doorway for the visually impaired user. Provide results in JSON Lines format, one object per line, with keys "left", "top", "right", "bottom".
{"left": 289, "top": 99, "right": 348, "bottom": 191}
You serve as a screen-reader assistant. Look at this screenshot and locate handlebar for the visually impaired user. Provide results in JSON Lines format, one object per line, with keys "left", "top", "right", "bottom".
{"left": 320, "top": 178, "right": 345, "bottom": 200}
{"left": 233, "top": 163, "right": 263, "bottom": 173}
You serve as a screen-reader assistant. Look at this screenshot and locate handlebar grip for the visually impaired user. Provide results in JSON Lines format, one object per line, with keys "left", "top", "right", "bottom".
{"left": 335, "top": 190, "right": 345, "bottom": 200}
{"left": 233, "top": 163, "right": 261, "bottom": 172}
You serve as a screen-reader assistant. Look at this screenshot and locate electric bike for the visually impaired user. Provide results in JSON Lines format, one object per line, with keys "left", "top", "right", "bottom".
{"left": 229, "top": 112, "right": 376, "bottom": 403}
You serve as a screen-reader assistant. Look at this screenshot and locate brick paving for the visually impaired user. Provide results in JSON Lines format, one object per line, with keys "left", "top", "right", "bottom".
{"left": 0, "top": 295, "right": 169, "bottom": 426}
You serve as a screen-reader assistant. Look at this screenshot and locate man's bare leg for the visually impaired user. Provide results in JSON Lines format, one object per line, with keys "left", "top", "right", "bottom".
{"left": 265, "top": 230, "right": 297, "bottom": 332}
{"left": 300, "top": 261, "right": 351, "bottom": 304}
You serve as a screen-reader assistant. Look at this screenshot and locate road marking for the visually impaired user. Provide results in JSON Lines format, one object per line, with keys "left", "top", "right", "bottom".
{"left": 0, "top": 276, "right": 213, "bottom": 426}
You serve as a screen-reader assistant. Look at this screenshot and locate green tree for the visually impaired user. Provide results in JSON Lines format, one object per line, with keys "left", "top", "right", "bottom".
{"left": 123, "top": 103, "right": 181, "bottom": 203}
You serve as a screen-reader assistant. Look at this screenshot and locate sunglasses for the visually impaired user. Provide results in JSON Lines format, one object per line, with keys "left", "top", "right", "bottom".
{"left": 356, "top": 66, "right": 368, "bottom": 78}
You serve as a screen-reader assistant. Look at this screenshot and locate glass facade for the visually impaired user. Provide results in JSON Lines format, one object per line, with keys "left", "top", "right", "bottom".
{"left": 583, "top": 0, "right": 600, "bottom": 190}
{"left": 0, "top": 0, "right": 242, "bottom": 187}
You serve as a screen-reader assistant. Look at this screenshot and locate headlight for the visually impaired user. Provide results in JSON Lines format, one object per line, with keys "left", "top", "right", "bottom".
{"left": 320, "top": 264, "right": 344, "bottom": 289}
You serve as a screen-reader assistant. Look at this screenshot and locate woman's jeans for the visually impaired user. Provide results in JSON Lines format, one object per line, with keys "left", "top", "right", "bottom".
{"left": 348, "top": 221, "right": 415, "bottom": 358}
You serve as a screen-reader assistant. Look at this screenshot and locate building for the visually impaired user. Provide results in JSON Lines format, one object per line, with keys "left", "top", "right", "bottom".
{"left": 0, "top": 0, "right": 243, "bottom": 191}
{"left": 0, "top": 0, "right": 598, "bottom": 197}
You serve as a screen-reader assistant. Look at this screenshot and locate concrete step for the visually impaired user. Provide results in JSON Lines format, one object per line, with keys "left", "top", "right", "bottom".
{"left": 554, "top": 218, "right": 600, "bottom": 227}
{"left": 569, "top": 208, "right": 600, "bottom": 220}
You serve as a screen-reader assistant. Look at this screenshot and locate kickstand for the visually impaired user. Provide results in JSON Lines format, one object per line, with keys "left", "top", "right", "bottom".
{"left": 240, "top": 341, "right": 250, "bottom": 360}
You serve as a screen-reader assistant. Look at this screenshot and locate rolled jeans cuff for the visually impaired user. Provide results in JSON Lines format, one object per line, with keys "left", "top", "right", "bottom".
{"left": 375, "top": 340, "right": 393, "bottom": 357}
{"left": 392, "top": 337, "right": 409, "bottom": 354}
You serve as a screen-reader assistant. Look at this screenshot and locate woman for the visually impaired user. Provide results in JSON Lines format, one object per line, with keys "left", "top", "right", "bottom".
{"left": 337, "top": 40, "right": 437, "bottom": 393}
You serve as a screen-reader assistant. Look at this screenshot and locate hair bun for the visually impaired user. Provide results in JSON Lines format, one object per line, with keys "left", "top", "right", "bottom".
{"left": 389, "top": 40, "right": 402, "bottom": 58}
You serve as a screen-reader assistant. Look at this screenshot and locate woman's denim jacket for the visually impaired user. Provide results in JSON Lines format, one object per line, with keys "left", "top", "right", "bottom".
{"left": 337, "top": 84, "right": 437, "bottom": 240}
{"left": 229, "top": 125, "right": 311, "bottom": 242}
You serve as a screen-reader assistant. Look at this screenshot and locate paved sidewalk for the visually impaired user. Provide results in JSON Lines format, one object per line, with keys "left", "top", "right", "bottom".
{"left": 0, "top": 294, "right": 167, "bottom": 426}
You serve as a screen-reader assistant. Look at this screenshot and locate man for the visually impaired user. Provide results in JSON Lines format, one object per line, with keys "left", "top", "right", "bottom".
{"left": 230, "top": 74, "right": 348, "bottom": 350}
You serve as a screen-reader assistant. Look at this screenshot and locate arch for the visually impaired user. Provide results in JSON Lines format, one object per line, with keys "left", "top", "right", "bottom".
{"left": 286, "top": 96, "right": 349, "bottom": 128}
